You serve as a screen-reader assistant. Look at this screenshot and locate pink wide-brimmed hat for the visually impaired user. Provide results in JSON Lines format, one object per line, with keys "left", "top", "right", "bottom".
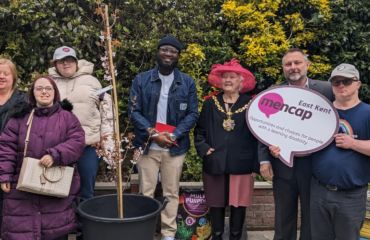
{"left": 207, "top": 58, "right": 256, "bottom": 93}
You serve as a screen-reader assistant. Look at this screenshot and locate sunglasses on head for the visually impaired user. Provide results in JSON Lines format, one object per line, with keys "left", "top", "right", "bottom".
{"left": 331, "top": 78, "right": 359, "bottom": 87}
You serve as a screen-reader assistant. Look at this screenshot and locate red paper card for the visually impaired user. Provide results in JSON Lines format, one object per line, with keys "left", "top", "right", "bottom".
{"left": 155, "top": 122, "right": 176, "bottom": 133}
{"left": 154, "top": 122, "right": 178, "bottom": 146}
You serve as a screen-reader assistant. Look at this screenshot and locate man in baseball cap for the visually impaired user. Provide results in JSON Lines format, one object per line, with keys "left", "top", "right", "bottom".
{"left": 52, "top": 46, "right": 77, "bottom": 62}
{"left": 328, "top": 63, "right": 360, "bottom": 82}
{"left": 311, "top": 63, "right": 370, "bottom": 240}
{"left": 48, "top": 45, "right": 115, "bottom": 219}
{"left": 51, "top": 46, "right": 79, "bottom": 78}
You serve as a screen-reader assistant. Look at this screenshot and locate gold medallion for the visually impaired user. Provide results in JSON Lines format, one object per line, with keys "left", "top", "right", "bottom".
{"left": 223, "top": 118, "right": 235, "bottom": 131}
{"left": 212, "top": 96, "right": 252, "bottom": 132}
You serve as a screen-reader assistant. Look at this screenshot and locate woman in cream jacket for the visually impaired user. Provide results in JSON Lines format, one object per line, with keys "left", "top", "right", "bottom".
{"left": 48, "top": 46, "right": 113, "bottom": 200}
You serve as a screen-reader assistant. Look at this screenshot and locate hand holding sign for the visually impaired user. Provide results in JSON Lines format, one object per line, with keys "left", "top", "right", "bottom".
{"left": 269, "top": 145, "right": 281, "bottom": 158}
{"left": 247, "top": 86, "right": 339, "bottom": 167}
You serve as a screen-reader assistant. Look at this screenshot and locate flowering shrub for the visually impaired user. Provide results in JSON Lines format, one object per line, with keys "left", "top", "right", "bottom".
{"left": 221, "top": 0, "right": 333, "bottom": 84}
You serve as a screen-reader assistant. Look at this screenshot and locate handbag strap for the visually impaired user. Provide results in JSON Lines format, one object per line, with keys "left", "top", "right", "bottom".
{"left": 22, "top": 109, "right": 67, "bottom": 185}
{"left": 23, "top": 109, "right": 35, "bottom": 158}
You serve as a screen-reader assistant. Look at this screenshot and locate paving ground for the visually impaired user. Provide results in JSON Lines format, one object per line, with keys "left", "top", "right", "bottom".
{"left": 69, "top": 217, "right": 298, "bottom": 239}
{"left": 69, "top": 217, "right": 290, "bottom": 239}
{"left": 245, "top": 231, "right": 274, "bottom": 240}
{"left": 68, "top": 231, "right": 274, "bottom": 240}
{"left": 153, "top": 231, "right": 274, "bottom": 240}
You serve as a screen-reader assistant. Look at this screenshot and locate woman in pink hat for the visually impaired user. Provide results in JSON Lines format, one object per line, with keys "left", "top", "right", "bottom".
{"left": 194, "top": 59, "right": 258, "bottom": 240}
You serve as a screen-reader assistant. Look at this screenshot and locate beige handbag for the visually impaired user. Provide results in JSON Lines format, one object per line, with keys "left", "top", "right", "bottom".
{"left": 16, "top": 110, "right": 74, "bottom": 198}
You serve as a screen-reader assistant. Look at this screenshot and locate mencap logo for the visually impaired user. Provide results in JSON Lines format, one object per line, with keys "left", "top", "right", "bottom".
{"left": 258, "top": 92, "right": 313, "bottom": 121}
{"left": 62, "top": 48, "right": 71, "bottom": 52}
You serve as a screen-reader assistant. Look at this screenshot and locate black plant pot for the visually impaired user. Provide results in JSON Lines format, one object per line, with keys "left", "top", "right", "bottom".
{"left": 77, "top": 193, "right": 167, "bottom": 240}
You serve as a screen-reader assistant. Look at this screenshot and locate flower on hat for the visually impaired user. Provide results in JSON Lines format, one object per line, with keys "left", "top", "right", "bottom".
{"left": 207, "top": 58, "right": 256, "bottom": 93}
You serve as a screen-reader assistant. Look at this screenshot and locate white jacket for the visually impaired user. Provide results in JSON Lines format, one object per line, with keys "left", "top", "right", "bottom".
{"left": 49, "top": 60, "right": 113, "bottom": 145}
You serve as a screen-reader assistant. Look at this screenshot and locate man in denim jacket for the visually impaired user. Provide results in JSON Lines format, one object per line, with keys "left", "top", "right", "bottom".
{"left": 129, "top": 35, "right": 198, "bottom": 240}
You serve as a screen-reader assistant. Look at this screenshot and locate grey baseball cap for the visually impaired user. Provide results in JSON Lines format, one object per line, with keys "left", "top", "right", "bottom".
{"left": 329, "top": 63, "right": 360, "bottom": 81}
{"left": 52, "top": 46, "right": 77, "bottom": 61}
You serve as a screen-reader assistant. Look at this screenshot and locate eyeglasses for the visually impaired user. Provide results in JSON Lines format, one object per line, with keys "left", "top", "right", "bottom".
{"left": 159, "top": 47, "right": 179, "bottom": 55}
{"left": 331, "top": 78, "right": 359, "bottom": 87}
{"left": 35, "top": 86, "right": 54, "bottom": 92}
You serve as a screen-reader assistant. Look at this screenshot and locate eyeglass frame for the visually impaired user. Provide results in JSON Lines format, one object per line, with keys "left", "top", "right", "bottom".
{"left": 34, "top": 86, "right": 54, "bottom": 92}
{"left": 330, "top": 77, "right": 359, "bottom": 87}
{"left": 158, "top": 46, "right": 179, "bottom": 55}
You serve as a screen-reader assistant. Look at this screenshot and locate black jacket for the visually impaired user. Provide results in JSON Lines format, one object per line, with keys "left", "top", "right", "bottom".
{"left": 0, "top": 90, "right": 27, "bottom": 132}
{"left": 194, "top": 92, "right": 259, "bottom": 175}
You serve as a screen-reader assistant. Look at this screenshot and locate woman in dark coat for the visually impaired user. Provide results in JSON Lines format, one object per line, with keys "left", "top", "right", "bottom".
{"left": 0, "top": 76, "right": 85, "bottom": 240}
{"left": 0, "top": 58, "right": 27, "bottom": 231}
{"left": 194, "top": 59, "right": 258, "bottom": 240}
{"left": 0, "top": 58, "right": 27, "bottom": 131}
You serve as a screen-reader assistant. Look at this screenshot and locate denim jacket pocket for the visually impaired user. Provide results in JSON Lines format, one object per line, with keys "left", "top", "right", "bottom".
{"left": 175, "top": 97, "right": 188, "bottom": 119}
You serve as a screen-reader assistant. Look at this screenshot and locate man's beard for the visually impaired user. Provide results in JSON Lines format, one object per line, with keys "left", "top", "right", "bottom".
{"left": 156, "top": 55, "right": 178, "bottom": 72}
{"left": 285, "top": 71, "right": 307, "bottom": 83}
{"left": 287, "top": 73, "right": 303, "bottom": 82}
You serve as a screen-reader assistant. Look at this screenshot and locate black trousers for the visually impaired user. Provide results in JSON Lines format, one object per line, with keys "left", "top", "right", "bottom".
{"left": 273, "top": 176, "right": 311, "bottom": 240}
{"left": 210, "top": 206, "right": 246, "bottom": 240}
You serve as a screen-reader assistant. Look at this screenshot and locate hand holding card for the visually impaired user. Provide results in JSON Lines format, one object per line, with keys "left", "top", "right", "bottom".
{"left": 154, "top": 122, "right": 178, "bottom": 147}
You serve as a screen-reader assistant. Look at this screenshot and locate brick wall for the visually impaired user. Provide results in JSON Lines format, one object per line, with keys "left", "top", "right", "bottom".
{"left": 122, "top": 175, "right": 277, "bottom": 230}
{"left": 246, "top": 183, "right": 275, "bottom": 230}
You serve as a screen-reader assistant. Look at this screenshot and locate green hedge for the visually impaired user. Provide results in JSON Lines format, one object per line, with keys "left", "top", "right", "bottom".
{"left": 1, "top": 0, "right": 369, "bottom": 181}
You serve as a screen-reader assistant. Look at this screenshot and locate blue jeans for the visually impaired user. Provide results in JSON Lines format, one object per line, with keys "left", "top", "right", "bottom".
{"left": 77, "top": 146, "right": 100, "bottom": 200}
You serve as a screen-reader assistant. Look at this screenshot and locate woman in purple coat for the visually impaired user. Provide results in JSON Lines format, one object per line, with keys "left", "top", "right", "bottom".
{"left": 0, "top": 76, "right": 85, "bottom": 240}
